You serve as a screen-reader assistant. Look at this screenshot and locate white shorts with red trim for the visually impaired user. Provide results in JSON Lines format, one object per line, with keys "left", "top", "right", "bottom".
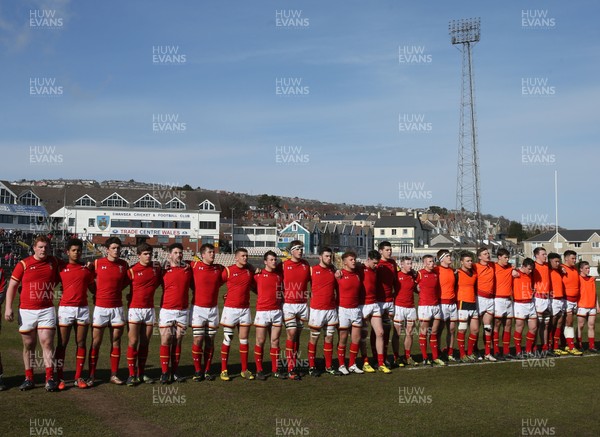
{"left": 159, "top": 308, "right": 189, "bottom": 328}
{"left": 128, "top": 307, "right": 155, "bottom": 325}
{"left": 93, "top": 306, "right": 125, "bottom": 327}
{"left": 220, "top": 306, "right": 252, "bottom": 327}
{"left": 418, "top": 305, "right": 442, "bottom": 322}
{"left": 393, "top": 306, "right": 417, "bottom": 325}
{"left": 494, "top": 297, "right": 514, "bottom": 319}
{"left": 360, "top": 303, "right": 382, "bottom": 319}
{"left": 308, "top": 308, "right": 338, "bottom": 329}
{"left": 514, "top": 301, "right": 536, "bottom": 320}
{"left": 19, "top": 307, "right": 56, "bottom": 332}
{"left": 338, "top": 306, "right": 362, "bottom": 329}
{"left": 254, "top": 309, "right": 283, "bottom": 327}
{"left": 58, "top": 305, "right": 90, "bottom": 326}
{"left": 190, "top": 305, "right": 219, "bottom": 329}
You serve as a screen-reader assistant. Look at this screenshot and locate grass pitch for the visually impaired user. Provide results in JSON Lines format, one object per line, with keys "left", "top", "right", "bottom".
{"left": 2, "top": 285, "right": 600, "bottom": 437}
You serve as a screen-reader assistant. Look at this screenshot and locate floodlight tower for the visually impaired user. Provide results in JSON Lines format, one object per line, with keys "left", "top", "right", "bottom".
{"left": 449, "top": 18, "right": 483, "bottom": 244}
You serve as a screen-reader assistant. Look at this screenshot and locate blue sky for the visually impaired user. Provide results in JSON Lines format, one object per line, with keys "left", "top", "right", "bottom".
{"left": 1, "top": 0, "right": 598, "bottom": 229}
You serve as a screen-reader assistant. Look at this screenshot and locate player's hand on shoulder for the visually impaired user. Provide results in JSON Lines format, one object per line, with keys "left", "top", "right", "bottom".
{"left": 512, "top": 268, "right": 520, "bottom": 278}
{"left": 335, "top": 270, "right": 343, "bottom": 279}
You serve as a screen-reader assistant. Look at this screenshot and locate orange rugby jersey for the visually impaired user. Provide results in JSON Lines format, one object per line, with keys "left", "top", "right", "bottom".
{"left": 513, "top": 270, "right": 533, "bottom": 302}
{"left": 456, "top": 268, "right": 477, "bottom": 304}
{"left": 561, "top": 264, "right": 580, "bottom": 302}
{"left": 578, "top": 275, "right": 597, "bottom": 309}
{"left": 473, "top": 262, "right": 495, "bottom": 298}
{"left": 532, "top": 262, "right": 551, "bottom": 298}
{"left": 436, "top": 265, "right": 456, "bottom": 304}
{"left": 494, "top": 263, "right": 513, "bottom": 298}
{"left": 549, "top": 268, "right": 564, "bottom": 299}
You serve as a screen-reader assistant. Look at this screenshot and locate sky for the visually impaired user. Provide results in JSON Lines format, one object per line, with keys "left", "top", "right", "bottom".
{"left": 0, "top": 0, "right": 598, "bottom": 229}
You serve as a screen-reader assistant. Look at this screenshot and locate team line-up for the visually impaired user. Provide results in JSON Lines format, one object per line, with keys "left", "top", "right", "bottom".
{"left": 0, "top": 236, "right": 598, "bottom": 391}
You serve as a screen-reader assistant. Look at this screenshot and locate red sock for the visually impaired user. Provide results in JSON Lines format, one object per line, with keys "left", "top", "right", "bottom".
{"left": 110, "top": 347, "right": 120, "bottom": 375}
{"left": 55, "top": 346, "right": 65, "bottom": 380}
{"left": 170, "top": 343, "right": 181, "bottom": 373}
{"left": 308, "top": 342, "right": 316, "bottom": 368}
{"left": 75, "top": 347, "right": 86, "bottom": 380}
{"left": 204, "top": 341, "right": 214, "bottom": 373}
{"left": 221, "top": 343, "right": 230, "bottom": 372}
{"left": 254, "top": 345, "right": 263, "bottom": 373}
{"left": 160, "top": 345, "right": 170, "bottom": 373}
{"left": 240, "top": 342, "right": 249, "bottom": 372}
{"left": 458, "top": 332, "right": 466, "bottom": 357}
{"left": 88, "top": 347, "right": 99, "bottom": 377}
{"left": 447, "top": 347, "right": 454, "bottom": 358}
{"left": 514, "top": 332, "right": 522, "bottom": 354}
{"left": 285, "top": 340, "right": 295, "bottom": 372}
{"left": 405, "top": 348, "right": 411, "bottom": 360}
{"left": 566, "top": 337, "right": 574, "bottom": 350}
{"left": 484, "top": 332, "right": 492, "bottom": 356}
{"left": 377, "top": 353, "right": 385, "bottom": 367}
{"left": 324, "top": 342, "right": 333, "bottom": 369}
{"left": 270, "top": 347, "right": 279, "bottom": 373}
{"left": 542, "top": 342, "right": 548, "bottom": 351}
{"left": 419, "top": 333, "right": 428, "bottom": 360}
{"left": 26, "top": 368, "right": 34, "bottom": 380}
{"left": 138, "top": 343, "right": 149, "bottom": 377}
{"left": 337, "top": 344, "right": 346, "bottom": 367}
{"left": 430, "top": 334, "right": 439, "bottom": 360}
{"left": 589, "top": 337, "right": 595, "bottom": 349}
{"left": 553, "top": 327, "right": 561, "bottom": 349}
{"left": 467, "top": 334, "right": 477, "bottom": 356}
{"left": 525, "top": 332, "right": 535, "bottom": 353}
{"left": 349, "top": 342, "right": 359, "bottom": 367}
{"left": 503, "top": 331, "right": 511, "bottom": 355}
{"left": 493, "top": 331, "right": 500, "bottom": 355}
{"left": 192, "top": 343, "right": 203, "bottom": 373}
{"left": 45, "top": 367, "right": 53, "bottom": 382}
{"left": 126, "top": 346, "right": 137, "bottom": 377}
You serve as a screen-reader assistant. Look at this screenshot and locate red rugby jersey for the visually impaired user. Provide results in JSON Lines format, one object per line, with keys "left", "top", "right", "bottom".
{"left": 94, "top": 257, "right": 129, "bottom": 308}
{"left": 416, "top": 268, "right": 440, "bottom": 306}
{"left": 360, "top": 265, "right": 378, "bottom": 306}
{"left": 562, "top": 264, "right": 579, "bottom": 302}
{"left": 395, "top": 270, "right": 416, "bottom": 308}
{"left": 532, "top": 262, "right": 551, "bottom": 297}
{"left": 473, "top": 262, "right": 495, "bottom": 298}
{"left": 578, "top": 275, "right": 597, "bottom": 309}
{"left": 58, "top": 260, "right": 94, "bottom": 307}
{"left": 336, "top": 269, "right": 361, "bottom": 309}
{"left": 282, "top": 259, "right": 310, "bottom": 304}
{"left": 128, "top": 262, "right": 162, "bottom": 309}
{"left": 376, "top": 258, "right": 398, "bottom": 303}
{"left": 310, "top": 264, "right": 337, "bottom": 310}
{"left": 550, "top": 268, "right": 564, "bottom": 299}
{"left": 255, "top": 269, "right": 283, "bottom": 311}
{"left": 11, "top": 256, "right": 59, "bottom": 310}
{"left": 224, "top": 264, "right": 254, "bottom": 309}
{"left": 494, "top": 263, "right": 514, "bottom": 299}
{"left": 161, "top": 264, "right": 192, "bottom": 310}
{"left": 191, "top": 261, "right": 226, "bottom": 307}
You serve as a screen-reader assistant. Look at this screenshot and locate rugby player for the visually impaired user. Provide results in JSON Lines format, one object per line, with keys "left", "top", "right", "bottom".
{"left": 513, "top": 258, "right": 538, "bottom": 358}
{"left": 392, "top": 256, "right": 418, "bottom": 366}
{"left": 576, "top": 261, "right": 599, "bottom": 353}
{"left": 253, "top": 251, "right": 284, "bottom": 380}
{"left": 562, "top": 250, "right": 582, "bottom": 355}
{"left": 158, "top": 243, "right": 192, "bottom": 384}
{"left": 493, "top": 248, "right": 515, "bottom": 360}
{"left": 374, "top": 241, "right": 398, "bottom": 366}
{"left": 190, "top": 243, "right": 225, "bottom": 382}
{"left": 126, "top": 243, "right": 162, "bottom": 386}
{"left": 359, "top": 250, "right": 390, "bottom": 373}
{"left": 532, "top": 247, "right": 551, "bottom": 356}
{"left": 4, "top": 236, "right": 59, "bottom": 391}
{"left": 336, "top": 251, "right": 363, "bottom": 375}
{"left": 88, "top": 237, "right": 129, "bottom": 386}
{"left": 415, "top": 255, "right": 445, "bottom": 366}
{"left": 473, "top": 248, "right": 496, "bottom": 361}
{"left": 456, "top": 252, "right": 479, "bottom": 362}
{"left": 307, "top": 247, "right": 341, "bottom": 377}
{"left": 281, "top": 240, "right": 311, "bottom": 380}
{"left": 436, "top": 250, "right": 458, "bottom": 362}
{"left": 548, "top": 253, "right": 567, "bottom": 355}
{"left": 55, "top": 238, "right": 95, "bottom": 389}
{"left": 220, "top": 248, "right": 254, "bottom": 381}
